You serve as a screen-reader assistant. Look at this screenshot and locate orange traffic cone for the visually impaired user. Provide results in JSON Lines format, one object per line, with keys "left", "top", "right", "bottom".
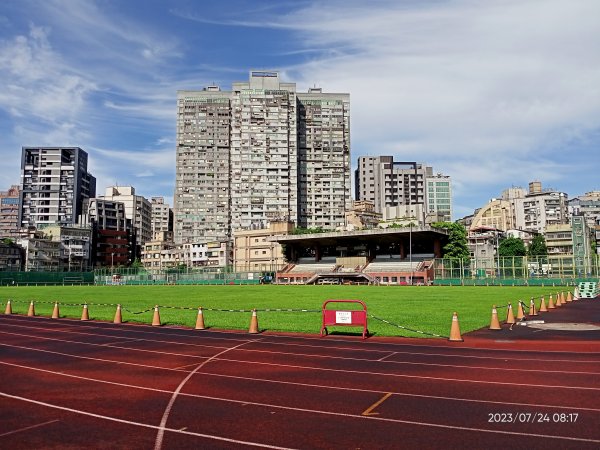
{"left": 51, "top": 302, "right": 60, "bottom": 319}
{"left": 539, "top": 296, "right": 548, "bottom": 312}
{"left": 547, "top": 294, "right": 555, "bottom": 309}
{"left": 248, "top": 308, "right": 259, "bottom": 334}
{"left": 506, "top": 303, "right": 515, "bottom": 324}
{"left": 152, "top": 305, "right": 161, "bottom": 326}
{"left": 560, "top": 292, "right": 566, "bottom": 305}
{"left": 81, "top": 304, "right": 90, "bottom": 321}
{"left": 489, "top": 305, "right": 501, "bottom": 330}
{"left": 113, "top": 304, "right": 122, "bottom": 324}
{"left": 516, "top": 301, "right": 525, "bottom": 319}
{"left": 528, "top": 298, "right": 537, "bottom": 316}
{"left": 27, "top": 301, "right": 35, "bottom": 316}
{"left": 449, "top": 312, "right": 463, "bottom": 342}
{"left": 566, "top": 291, "right": 573, "bottom": 302}
{"left": 4, "top": 300, "right": 12, "bottom": 315}
{"left": 555, "top": 292, "right": 562, "bottom": 307}
{"left": 195, "top": 307, "right": 206, "bottom": 330}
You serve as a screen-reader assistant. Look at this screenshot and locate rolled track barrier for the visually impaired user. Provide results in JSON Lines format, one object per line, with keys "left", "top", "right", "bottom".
{"left": 539, "top": 295, "right": 548, "bottom": 313}
{"left": 4, "top": 300, "right": 12, "bottom": 315}
{"left": 448, "top": 312, "right": 463, "bottom": 342}
{"left": 51, "top": 302, "right": 60, "bottom": 319}
{"left": 152, "top": 305, "right": 161, "bottom": 326}
{"left": 547, "top": 294, "right": 555, "bottom": 309}
{"left": 248, "top": 308, "right": 259, "bottom": 334}
{"left": 27, "top": 301, "right": 35, "bottom": 317}
{"left": 506, "top": 303, "right": 515, "bottom": 324}
{"left": 113, "top": 304, "right": 122, "bottom": 324}
{"left": 81, "top": 304, "right": 90, "bottom": 321}
{"left": 489, "top": 305, "right": 501, "bottom": 330}
{"left": 195, "top": 307, "right": 206, "bottom": 330}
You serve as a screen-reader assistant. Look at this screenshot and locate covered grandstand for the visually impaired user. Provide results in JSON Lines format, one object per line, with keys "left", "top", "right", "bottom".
{"left": 268, "top": 226, "right": 449, "bottom": 285}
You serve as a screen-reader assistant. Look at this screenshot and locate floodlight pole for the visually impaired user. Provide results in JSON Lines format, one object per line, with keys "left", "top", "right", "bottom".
{"left": 409, "top": 222, "right": 412, "bottom": 285}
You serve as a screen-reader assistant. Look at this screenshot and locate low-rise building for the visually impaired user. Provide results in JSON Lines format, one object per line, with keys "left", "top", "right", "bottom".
{"left": 233, "top": 221, "right": 292, "bottom": 272}
{"left": 0, "top": 185, "right": 20, "bottom": 239}
{"left": 0, "top": 241, "right": 24, "bottom": 272}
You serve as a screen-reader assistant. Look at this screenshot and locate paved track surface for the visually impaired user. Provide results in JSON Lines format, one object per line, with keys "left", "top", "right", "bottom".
{"left": 1, "top": 297, "right": 599, "bottom": 449}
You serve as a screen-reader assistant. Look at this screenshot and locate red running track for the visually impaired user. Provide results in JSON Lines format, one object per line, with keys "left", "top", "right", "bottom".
{"left": 1, "top": 306, "right": 599, "bottom": 449}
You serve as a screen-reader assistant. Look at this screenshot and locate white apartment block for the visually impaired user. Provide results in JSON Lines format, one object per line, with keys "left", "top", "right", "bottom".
{"left": 174, "top": 71, "right": 351, "bottom": 247}
{"left": 355, "top": 157, "right": 452, "bottom": 223}
{"left": 512, "top": 182, "right": 568, "bottom": 233}
{"left": 100, "top": 186, "right": 152, "bottom": 248}
{"left": 19, "top": 147, "right": 96, "bottom": 229}
{"left": 471, "top": 182, "right": 568, "bottom": 233}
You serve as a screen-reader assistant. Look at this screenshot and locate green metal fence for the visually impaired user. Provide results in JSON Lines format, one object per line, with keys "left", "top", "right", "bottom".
{"left": 432, "top": 255, "right": 600, "bottom": 285}
{"left": 0, "top": 271, "right": 94, "bottom": 286}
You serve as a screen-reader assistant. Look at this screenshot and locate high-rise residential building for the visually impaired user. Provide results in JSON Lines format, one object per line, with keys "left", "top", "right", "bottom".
{"left": 355, "top": 157, "right": 452, "bottom": 223}
{"left": 19, "top": 147, "right": 96, "bottom": 229}
{"left": 151, "top": 197, "right": 173, "bottom": 235}
{"left": 174, "top": 71, "right": 351, "bottom": 246}
{"left": 81, "top": 198, "right": 134, "bottom": 267}
{"left": 0, "top": 185, "right": 20, "bottom": 239}
{"left": 99, "top": 186, "right": 152, "bottom": 255}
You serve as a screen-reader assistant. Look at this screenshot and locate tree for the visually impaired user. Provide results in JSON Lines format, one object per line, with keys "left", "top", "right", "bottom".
{"left": 527, "top": 235, "right": 547, "bottom": 257}
{"left": 498, "top": 237, "right": 526, "bottom": 257}
{"left": 432, "top": 222, "right": 470, "bottom": 260}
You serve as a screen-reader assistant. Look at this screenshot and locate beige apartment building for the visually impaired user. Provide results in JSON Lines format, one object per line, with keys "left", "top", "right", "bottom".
{"left": 233, "top": 220, "right": 293, "bottom": 272}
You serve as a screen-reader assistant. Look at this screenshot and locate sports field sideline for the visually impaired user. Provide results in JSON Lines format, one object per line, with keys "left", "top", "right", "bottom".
{"left": 1, "top": 285, "right": 568, "bottom": 338}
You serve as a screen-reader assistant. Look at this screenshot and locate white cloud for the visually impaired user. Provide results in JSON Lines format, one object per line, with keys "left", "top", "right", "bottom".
{"left": 277, "top": 0, "right": 600, "bottom": 207}
{"left": 0, "top": 24, "right": 97, "bottom": 123}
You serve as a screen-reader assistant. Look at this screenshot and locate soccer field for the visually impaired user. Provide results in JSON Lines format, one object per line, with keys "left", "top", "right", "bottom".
{"left": 1, "top": 284, "right": 567, "bottom": 338}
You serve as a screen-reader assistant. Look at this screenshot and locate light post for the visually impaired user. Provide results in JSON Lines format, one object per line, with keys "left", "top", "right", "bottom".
{"left": 111, "top": 252, "right": 115, "bottom": 271}
{"left": 409, "top": 221, "right": 413, "bottom": 285}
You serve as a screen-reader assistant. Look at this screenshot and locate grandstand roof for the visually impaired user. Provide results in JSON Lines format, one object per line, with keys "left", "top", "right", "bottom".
{"left": 268, "top": 226, "right": 449, "bottom": 248}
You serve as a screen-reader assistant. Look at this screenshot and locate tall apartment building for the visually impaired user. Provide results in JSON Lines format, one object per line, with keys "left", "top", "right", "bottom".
{"left": 100, "top": 186, "right": 152, "bottom": 254}
{"left": 81, "top": 198, "right": 134, "bottom": 267}
{"left": 0, "top": 185, "right": 20, "bottom": 239}
{"left": 151, "top": 197, "right": 173, "bottom": 235}
{"left": 19, "top": 147, "right": 96, "bottom": 229}
{"left": 355, "top": 157, "right": 452, "bottom": 222}
{"left": 174, "top": 71, "right": 351, "bottom": 246}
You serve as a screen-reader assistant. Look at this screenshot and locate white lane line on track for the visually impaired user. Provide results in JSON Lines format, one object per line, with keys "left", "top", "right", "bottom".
{"left": 3, "top": 359, "right": 600, "bottom": 414}
{"left": 154, "top": 340, "right": 253, "bottom": 450}
{"left": 2, "top": 340, "right": 600, "bottom": 400}
{"left": 0, "top": 392, "right": 293, "bottom": 450}
{"left": 1, "top": 389, "right": 599, "bottom": 445}
{"left": 1, "top": 328, "right": 598, "bottom": 376}
{"left": 0, "top": 419, "right": 59, "bottom": 437}
{"left": 4, "top": 315, "right": 599, "bottom": 358}
{"left": 378, "top": 352, "right": 396, "bottom": 362}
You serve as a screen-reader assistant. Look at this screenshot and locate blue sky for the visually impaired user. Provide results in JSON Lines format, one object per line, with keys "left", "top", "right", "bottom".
{"left": 1, "top": 0, "right": 599, "bottom": 219}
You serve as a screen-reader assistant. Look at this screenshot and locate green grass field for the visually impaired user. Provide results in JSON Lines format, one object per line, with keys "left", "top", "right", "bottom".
{"left": 0, "top": 285, "right": 570, "bottom": 338}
